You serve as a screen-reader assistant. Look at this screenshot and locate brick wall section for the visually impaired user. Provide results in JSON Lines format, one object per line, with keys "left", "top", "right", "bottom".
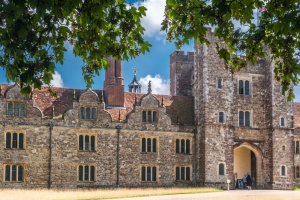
{"left": 104, "top": 57, "right": 124, "bottom": 107}
{"left": 170, "top": 51, "right": 194, "bottom": 96}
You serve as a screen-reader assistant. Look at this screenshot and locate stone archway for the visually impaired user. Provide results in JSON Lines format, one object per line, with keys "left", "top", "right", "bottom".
{"left": 234, "top": 142, "right": 263, "bottom": 188}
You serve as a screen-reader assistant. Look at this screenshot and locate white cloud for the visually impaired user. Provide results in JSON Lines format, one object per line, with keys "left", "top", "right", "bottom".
{"left": 136, "top": 0, "right": 166, "bottom": 40}
{"left": 139, "top": 74, "right": 170, "bottom": 95}
{"left": 50, "top": 71, "right": 64, "bottom": 87}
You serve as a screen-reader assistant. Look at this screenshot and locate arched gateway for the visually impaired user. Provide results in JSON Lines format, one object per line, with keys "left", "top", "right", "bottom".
{"left": 234, "top": 142, "right": 263, "bottom": 188}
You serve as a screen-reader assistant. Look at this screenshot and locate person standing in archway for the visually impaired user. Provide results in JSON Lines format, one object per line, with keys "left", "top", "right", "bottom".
{"left": 246, "top": 173, "right": 252, "bottom": 190}
{"left": 243, "top": 174, "right": 247, "bottom": 189}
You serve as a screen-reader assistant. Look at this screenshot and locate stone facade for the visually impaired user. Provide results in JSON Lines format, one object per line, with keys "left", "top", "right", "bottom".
{"left": 0, "top": 29, "right": 299, "bottom": 189}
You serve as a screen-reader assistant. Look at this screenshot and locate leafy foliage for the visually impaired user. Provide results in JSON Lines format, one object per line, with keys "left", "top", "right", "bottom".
{"left": 0, "top": 0, "right": 151, "bottom": 94}
{"left": 162, "top": 0, "right": 300, "bottom": 101}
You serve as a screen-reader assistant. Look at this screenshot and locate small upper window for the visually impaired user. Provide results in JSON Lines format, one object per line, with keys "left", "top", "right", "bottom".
{"left": 7, "top": 102, "right": 26, "bottom": 117}
{"left": 280, "top": 117, "right": 285, "bottom": 127}
{"left": 238, "top": 80, "right": 250, "bottom": 96}
{"left": 142, "top": 110, "right": 157, "bottom": 124}
{"left": 217, "top": 79, "right": 222, "bottom": 89}
{"left": 219, "top": 112, "right": 224, "bottom": 123}
{"left": 80, "top": 107, "right": 96, "bottom": 120}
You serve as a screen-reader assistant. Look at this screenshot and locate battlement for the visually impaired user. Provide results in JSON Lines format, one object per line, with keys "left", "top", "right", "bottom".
{"left": 170, "top": 51, "right": 194, "bottom": 63}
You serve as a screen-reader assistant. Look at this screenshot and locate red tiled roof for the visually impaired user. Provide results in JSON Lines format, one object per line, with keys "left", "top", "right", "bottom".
{"left": 0, "top": 84, "right": 194, "bottom": 125}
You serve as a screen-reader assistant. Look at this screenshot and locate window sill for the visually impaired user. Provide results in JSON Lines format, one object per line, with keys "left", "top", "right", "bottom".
{"left": 141, "top": 152, "right": 157, "bottom": 154}
{"left": 176, "top": 153, "right": 192, "bottom": 155}
{"left": 4, "top": 148, "right": 25, "bottom": 150}
{"left": 175, "top": 180, "right": 191, "bottom": 182}
{"left": 4, "top": 181, "right": 23, "bottom": 183}
{"left": 77, "top": 181, "right": 96, "bottom": 183}
{"left": 141, "top": 181, "right": 157, "bottom": 183}
{"left": 78, "top": 150, "right": 96, "bottom": 152}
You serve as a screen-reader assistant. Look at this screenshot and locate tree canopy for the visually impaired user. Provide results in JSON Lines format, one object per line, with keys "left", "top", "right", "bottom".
{"left": 1, "top": 0, "right": 300, "bottom": 100}
{"left": 0, "top": 0, "right": 151, "bottom": 95}
{"left": 162, "top": 0, "right": 300, "bottom": 101}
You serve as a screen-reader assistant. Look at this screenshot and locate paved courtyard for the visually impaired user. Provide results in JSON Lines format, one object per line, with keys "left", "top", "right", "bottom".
{"left": 112, "top": 190, "right": 300, "bottom": 200}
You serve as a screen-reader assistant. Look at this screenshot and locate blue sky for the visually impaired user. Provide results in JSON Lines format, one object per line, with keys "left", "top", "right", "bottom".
{"left": 1, "top": 0, "right": 300, "bottom": 101}
{"left": 0, "top": 0, "right": 192, "bottom": 95}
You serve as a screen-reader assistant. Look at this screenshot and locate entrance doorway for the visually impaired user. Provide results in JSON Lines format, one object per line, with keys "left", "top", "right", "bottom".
{"left": 234, "top": 146, "right": 257, "bottom": 188}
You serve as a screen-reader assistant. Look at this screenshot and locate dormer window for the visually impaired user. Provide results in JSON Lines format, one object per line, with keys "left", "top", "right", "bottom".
{"left": 80, "top": 107, "right": 97, "bottom": 120}
{"left": 7, "top": 102, "right": 26, "bottom": 117}
{"left": 142, "top": 110, "right": 157, "bottom": 123}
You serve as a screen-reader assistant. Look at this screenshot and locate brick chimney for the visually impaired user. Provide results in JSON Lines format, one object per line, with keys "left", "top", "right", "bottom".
{"left": 104, "top": 57, "right": 124, "bottom": 107}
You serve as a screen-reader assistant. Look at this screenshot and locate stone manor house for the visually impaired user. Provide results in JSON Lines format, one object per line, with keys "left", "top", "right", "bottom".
{"left": 1, "top": 30, "right": 300, "bottom": 189}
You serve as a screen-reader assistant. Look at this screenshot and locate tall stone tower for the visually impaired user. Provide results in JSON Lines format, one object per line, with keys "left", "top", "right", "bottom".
{"left": 104, "top": 57, "right": 124, "bottom": 107}
{"left": 193, "top": 29, "right": 294, "bottom": 189}
{"left": 170, "top": 51, "right": 194, "bottom": 96}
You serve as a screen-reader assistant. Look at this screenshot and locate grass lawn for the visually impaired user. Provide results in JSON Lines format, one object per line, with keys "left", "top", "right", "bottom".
{"left": 0, "top": 187, "right": 222, "bottom": 200}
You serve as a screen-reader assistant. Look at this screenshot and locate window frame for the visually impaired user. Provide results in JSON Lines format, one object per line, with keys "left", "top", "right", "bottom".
{"left": 5, "top": 132, "right": 25, "bottom": 149}
{"left": 295, "top": 166, "right": 300, "bottom": 179}
{"left": 217, "top": 78, "right": 222, "bottom": 89}
{"left": 78, "top": 134, "right": 96, "bottom": 151}
{"left": 295, "top": 141, "right": 300, "bottom": 154}
{"left": 280, "top": 117, "right": 285, "bottom": 127}
{"left": 218, "top": 163, "right": 225, "bottom": 176}
{"left": 141, "top": 137, "right": 157, "bottom": 153}
{"left": 280, "top": 165, "right": 286, "bottom": 177}
{"left": 238, "top": 110, "right": 252, "bottom": 127}
{"left": 78, "top": 164, "right": 96, "bottom": 182}
{"left": 141, "top": 110, "right": 158, "bottom": 124}
{"left": 6, "top": 102, "right": 26, "bottom": 117}
{"left": 175, "top": 166, "right": 191, "bottom": 181}
{"left": 175, "top": 138, "right": 191, "bottom": 154}
{"left": 4, "top": 164, "right": 24, "bottom": 182}
{"left": 218, "top": 111, "right": 225, "bottom": 124}
{"left": 238, "top": 79, "right": 251, "bottom": 96}
{"left": 79, "top": 106, "right": 97, "bottom": 120}
{"left": 141, "top": 165, "right": 157, "bottom": 182}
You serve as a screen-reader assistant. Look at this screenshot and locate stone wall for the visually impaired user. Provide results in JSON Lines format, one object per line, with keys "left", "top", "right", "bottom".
{"left": 0, "top": 124, "right": 195, "bottom": 188}
{"left": 193, "top": 28, "right": 295, "bottom": 189}
{"left": 170, "top": 51, "right": 194, "bottom": 96}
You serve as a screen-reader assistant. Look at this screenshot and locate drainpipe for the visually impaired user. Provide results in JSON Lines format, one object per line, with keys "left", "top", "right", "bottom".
{"left": 48, "top": 121, "right": 54, "bottom": 189}
{"left": 115, "top": 125, "right": 122, "bottom": 188}
{"left": 193, "top": 128, "right": 197, "bottom": 187}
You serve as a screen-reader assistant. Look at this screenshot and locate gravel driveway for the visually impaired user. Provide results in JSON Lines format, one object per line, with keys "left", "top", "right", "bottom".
{"left": 111, "top": 190, "right": 300, "bottom": 200}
